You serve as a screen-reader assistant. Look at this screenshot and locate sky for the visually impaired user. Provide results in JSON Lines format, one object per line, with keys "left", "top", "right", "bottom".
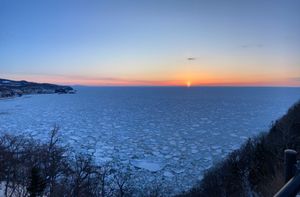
{"left": 0, "top": 0, "right": 299, "bottom": 86}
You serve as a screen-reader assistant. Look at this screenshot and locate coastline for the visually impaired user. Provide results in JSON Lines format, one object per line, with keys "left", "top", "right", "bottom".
{"left": 0, "top": 78, "right": 75, "bottom": 99}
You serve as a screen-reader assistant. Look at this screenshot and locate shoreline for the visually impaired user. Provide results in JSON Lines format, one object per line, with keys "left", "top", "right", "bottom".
{"left": 0, "top": 78, "right": 75, "bottom": 99}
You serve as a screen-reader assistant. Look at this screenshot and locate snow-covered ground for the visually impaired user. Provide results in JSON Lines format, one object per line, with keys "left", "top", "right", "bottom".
{"left": 0, "top": 87, "right": 299, "bottom": 193}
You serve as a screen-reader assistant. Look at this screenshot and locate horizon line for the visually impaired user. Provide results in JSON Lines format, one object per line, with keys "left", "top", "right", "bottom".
{"left": 70, "top": 84, "right": 300, "bottom": 88}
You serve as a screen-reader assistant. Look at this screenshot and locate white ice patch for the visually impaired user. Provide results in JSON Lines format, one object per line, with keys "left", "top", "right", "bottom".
{"left": 131, "top": 159, "right": 165, "bottom": 172}
{"left": 97, "top": 157, "right": 113, "bottom": 163}
{"left": 163, "top": 171, "right": 174, "bottom": 178}
{"left": 173, "top": 168, "right": 185, "bottom": 174}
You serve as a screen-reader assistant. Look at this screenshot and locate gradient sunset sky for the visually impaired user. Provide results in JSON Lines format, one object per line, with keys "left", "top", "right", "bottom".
{"left": 0, "top": 0, "right": 299, "bottom": 86}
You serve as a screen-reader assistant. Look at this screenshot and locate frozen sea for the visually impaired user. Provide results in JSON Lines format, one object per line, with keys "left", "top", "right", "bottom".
{"left": 0, "top": 87, "right": 299, "bottom": 192}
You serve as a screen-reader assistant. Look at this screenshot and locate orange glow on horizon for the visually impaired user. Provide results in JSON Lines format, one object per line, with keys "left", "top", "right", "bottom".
{"left": 2, "top": 73, "right": 300, "bottom": 87}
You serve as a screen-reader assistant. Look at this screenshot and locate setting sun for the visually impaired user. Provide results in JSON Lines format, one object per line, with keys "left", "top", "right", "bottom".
{"left": 186, "top": 81, "right": 191, "bottom": 87}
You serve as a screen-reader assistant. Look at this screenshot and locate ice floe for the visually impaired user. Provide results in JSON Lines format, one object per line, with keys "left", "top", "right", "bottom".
{"left": 0, "top": 87, "right": 299, "bottom": 194}
{"left": 131, "top": 159, "right": 165, "bottom": 172}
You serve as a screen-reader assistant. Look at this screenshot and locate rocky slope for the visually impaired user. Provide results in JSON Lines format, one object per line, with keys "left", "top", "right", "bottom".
{"left": 0, "top": 78, "right": 75, "bottom": 98}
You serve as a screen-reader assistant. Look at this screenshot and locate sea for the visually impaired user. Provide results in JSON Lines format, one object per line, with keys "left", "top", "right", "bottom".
{"left": 0, "top": 87, "right": 299, "bottom": 192}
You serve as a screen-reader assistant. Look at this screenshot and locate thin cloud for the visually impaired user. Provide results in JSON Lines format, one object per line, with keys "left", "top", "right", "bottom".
{"left": 2, "top": 73, "right": 182, "bottom": 86}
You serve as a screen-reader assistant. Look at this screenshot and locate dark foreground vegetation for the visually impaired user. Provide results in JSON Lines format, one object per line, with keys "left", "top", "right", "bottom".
{"left": 0, "top": 101, "right": 299, "bottom": 197}
{"left": 0, "top": 127, "right": 172, "bottom": 197}
{"left": 180, "top": 101, "right": 300, "bottom": 197}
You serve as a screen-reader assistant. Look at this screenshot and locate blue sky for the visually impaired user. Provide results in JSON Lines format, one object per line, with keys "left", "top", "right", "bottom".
{"left": 0, "top": 0, "right": 299, "bottom": 86}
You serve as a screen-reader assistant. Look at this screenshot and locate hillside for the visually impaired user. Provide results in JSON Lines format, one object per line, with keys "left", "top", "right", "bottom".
{"left": 0, "top": 78, "right": 75, "bottom": 98}
{"left": 179, "top": 100, "right": 300, "bottom": 197}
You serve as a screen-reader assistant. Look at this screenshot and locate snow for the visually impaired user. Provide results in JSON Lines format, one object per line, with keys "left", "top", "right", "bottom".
{"left": 0, "top": 87, "right": 299, "bottom": 193}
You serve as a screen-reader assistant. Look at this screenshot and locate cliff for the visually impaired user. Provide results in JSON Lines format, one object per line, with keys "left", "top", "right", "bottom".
{"left": 0, "top": 78, "right": 75, "bottom": 98}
